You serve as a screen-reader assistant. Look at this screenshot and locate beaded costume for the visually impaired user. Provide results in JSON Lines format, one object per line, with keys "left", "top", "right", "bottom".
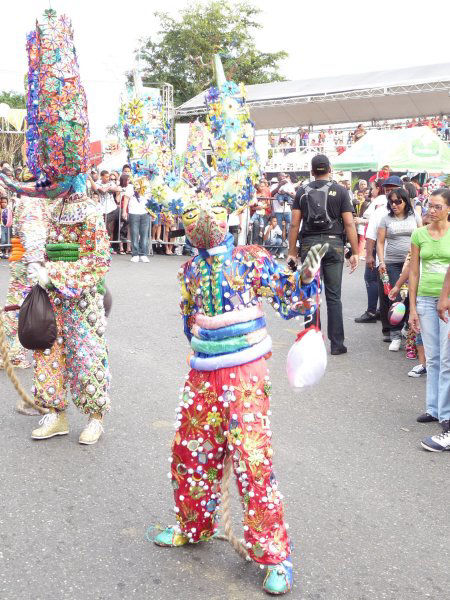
{"left": 0, "top": 10, "right": 111, "bottom": 427}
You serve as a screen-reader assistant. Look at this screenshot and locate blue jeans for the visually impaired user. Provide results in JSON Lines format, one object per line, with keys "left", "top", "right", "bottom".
{"left": 416, "top": 296, "right": 450, "bottom": 421}
{"left": 1, "top": 224, "right": 10, "bottom": 247}
{"left": 266, "top": 235, "right": 282, "bottom": 254}
{"left": 364, "top": 263, "right": 378, "bottom": 314}
{"left": 129, "top": 213, "right": 150, "bottom": 257}
{"left": 249, "top": 213, "right": 266, "bottom": 244}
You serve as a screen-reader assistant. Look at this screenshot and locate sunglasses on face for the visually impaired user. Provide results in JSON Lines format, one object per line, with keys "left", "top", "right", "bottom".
{"left": 389, "top": 198, "right": 404, "bottom": 206}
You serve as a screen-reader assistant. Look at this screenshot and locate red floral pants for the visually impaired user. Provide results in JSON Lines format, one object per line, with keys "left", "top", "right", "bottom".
{"left": 170, "top": 357, "right": 290, "bottom": 565}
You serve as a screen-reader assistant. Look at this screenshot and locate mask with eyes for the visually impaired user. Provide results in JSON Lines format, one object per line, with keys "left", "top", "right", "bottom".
{"left": 182, "top": 199, "right": 228, "bottom": 249}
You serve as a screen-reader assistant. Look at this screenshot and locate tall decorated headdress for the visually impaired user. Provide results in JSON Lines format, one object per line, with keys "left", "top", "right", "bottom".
{"left": 0, "top": 9, "right": 90, "bottom": 198}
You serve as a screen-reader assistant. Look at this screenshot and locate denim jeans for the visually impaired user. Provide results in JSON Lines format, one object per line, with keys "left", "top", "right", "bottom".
{"left": 386, "top": 262, "right": 409, "bottom": 340}
{"left": 249, "top": 213, "right": 266, "bottom": 244}
{"left": 417, "top": 296, "right": 450, "bottom": 421}
{"left": 300, "top": 234, "right": 345, "bottom": 350}
{"left": 129, "top": 213, "right": 150, "bottom": 256}
{"left": 266, "top": 235, "right": 283, "bottom": 254}
{"left": 1, "top": 224, "right": 10, "bottom": 247}
{"left": 364, "top": 263, "right": 378, "bottom": 315}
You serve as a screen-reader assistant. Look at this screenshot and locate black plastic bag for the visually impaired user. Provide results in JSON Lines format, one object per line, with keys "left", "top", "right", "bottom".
{"left": 18, "top": 285, "right": 57, "bottom": 350}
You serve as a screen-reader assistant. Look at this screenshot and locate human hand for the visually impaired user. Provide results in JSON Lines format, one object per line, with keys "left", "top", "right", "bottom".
{"left": 27, "top": 262, "right": 49, "bottom": 288}
{"left": 388, "top": 286, "right": 399, "bottom": 301}
{"left": 287, "top": 254, "right": 299, "bottom": 270}
{"left": 348, "top": 254, "right": 359, "bottom": 274}
{"left": 299, "top": 243, "right": 329, "bottom": 284}
{"left": 437, "top": 296, "right": 449, "bottom": 324}
{"left": 366, "top": 255, "right": 375, "bottom": 269}
{"left": 409, "top": 309, "right": 421, "bottom": 334}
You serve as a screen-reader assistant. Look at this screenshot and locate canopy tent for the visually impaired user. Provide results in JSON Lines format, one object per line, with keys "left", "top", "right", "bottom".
{"left": 332, "top": 127, "right": 450, "bottom": 173}
{"left": 176, "top": 63, "right": 450, "bottom": 129}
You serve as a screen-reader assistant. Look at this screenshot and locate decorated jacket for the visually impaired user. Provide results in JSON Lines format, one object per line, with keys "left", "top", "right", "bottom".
{"left": 179, "top": 234, "right": 319, "bottom": 371}
{"left": 45, "top": 195, "right": 110, "bottom": 298}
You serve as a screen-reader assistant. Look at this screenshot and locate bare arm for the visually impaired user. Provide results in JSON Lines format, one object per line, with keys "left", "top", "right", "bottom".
{"left": 287, "top": 208, "right": 302, "bottom": 264}
{"left": 437, "top": 266, "right": 450, "bottom": 324}
{"left": 342, "top": 211, "right": 359, "bottom": 273}
{"left": 376, "top": 227, "right": 386, "bottom": 268}
{"left": 408, "top": 243, "right": 421, "bottom": 333}
{"left": 365, "top": 238, "right": 375, "bottom": 269}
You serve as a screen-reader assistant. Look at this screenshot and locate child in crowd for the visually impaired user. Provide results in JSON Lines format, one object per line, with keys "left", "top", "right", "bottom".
{"left": 263, "top": 214, "right": 283, "bottom": 257}
{"left": 1, "top": 196, "right": 12, "bottom": 258}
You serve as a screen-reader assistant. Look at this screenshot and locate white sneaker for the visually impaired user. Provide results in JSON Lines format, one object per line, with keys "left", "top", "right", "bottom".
{"left": 140, "top": 256, "right": 150, "bottom": 263}
{"left": 408, "top": 364, "right": 427, "bottom": 378}
{"left": 130, "top": 256, "right": 139, "bottom": 263}
{"left": 389, "top": 339, "right": 401, "bottom": 351}
{"left": 79, "top": 418, "right": 104, "bottom": 445}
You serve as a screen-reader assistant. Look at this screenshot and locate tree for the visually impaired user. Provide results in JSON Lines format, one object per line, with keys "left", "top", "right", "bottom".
{"left": 137, "top": 1, "right": 287, "bottom": 106}
{"left": 0, "top": 91, "right": 26, "bottom": 109}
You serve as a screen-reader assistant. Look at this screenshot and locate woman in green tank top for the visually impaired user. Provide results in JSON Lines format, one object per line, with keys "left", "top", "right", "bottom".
{"left": 409, "top": 188, "right": 450, "bottom": 452}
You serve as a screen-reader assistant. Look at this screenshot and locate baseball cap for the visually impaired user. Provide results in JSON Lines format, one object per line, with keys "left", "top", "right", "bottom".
{"left": 383, "top": 176, "right": 403, "bottom": 187}
{"left": 311, "top": 154, "right": 330, "bottom": 173}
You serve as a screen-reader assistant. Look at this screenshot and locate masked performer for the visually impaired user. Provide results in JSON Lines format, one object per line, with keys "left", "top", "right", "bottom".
{"left": 153, "top": 57, "right": 327, "bottom": 595}
{"left": 0, "top": 9, "right": 111, "bottom": 445}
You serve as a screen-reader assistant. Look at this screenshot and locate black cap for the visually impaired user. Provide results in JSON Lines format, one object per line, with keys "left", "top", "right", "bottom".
{"left": 311, "top": 154, "right": 331, "bottom": 173}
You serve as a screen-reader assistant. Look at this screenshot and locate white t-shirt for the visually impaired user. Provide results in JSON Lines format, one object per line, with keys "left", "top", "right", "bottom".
{"left": 272, "top": 182, "right": 295, "bottom": 213}
{"left": 125, "top": 184, "right": 147, "bottom": 215}
{"left": 264, "top": 223, "right": 282, "bottom": 243}
{"left": 97, "top": 183, "right": 118, "bottom": 215}
{"left": 366, "top": 203, "right": 388, "bottom": 267}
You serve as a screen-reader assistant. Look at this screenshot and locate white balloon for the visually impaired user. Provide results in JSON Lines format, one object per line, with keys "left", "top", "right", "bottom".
{"left": 286, "top": 328, "right": 327, "bottom": 391}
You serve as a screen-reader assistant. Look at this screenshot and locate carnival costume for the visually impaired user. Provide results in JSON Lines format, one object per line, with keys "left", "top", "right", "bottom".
{"left": 0, "top": 10, "right": 111, "bottom": 445}
{"left": 152, "top": 57, "right": 327, "bottom": 595}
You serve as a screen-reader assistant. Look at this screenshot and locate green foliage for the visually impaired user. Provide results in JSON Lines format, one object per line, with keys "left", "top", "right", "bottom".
{"left": 137, "top": 0, "right": 287, "bottom": 106}
{"left": 0, "top": 91, "right": 25, "bottom": 109}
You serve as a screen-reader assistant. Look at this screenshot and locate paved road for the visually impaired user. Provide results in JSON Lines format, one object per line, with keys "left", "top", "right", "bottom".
{"left": 0, "top": 255, "right": 448, "bottom": 600}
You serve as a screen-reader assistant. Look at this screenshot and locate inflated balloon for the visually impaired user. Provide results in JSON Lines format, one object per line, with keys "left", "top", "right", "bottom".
{"left": 388, "top": 302, "right": 406, "bottom": 326}
{"left": 286, "top": 327, "right": 327, "bottom": 391}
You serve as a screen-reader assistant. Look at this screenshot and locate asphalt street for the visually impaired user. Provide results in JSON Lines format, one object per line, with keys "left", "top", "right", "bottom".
{"left": 0, "top": 255, "right": 448, "bottom": 600}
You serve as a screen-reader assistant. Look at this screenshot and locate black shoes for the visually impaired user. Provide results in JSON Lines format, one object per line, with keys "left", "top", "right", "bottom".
{"left": 416, "top": 413, "right": 439, "bottom": 423}
{"left": 383, "top": 335, "right": 391, "bottom": 342}
{"left": 354, "top": 311, "right": 377, "bottom": 323}
{"left": 331, "top": 346, "right": 348, "bottom": 355}
{"left": 375, "top": 310, "right": 381, "bottom": 320}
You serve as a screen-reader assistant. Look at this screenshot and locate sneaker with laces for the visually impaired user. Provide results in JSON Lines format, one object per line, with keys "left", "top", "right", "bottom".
{"left": 79, "top": 418, "right": 104, "bottom": 445}
{"left": 389, "top": 339, "right": 401, "bottom": 351}
{"left": 130, "top": 256, "right": 139, "bottom": 263}
{"left": 421, "top": 429, "right": 450, "bottom": 452}
{"left": 408, "top": 364, "right": 427, "bottom": 378}
{"left": 263, "top": 558, "right": 293, "bottom": 595}
{"left": 354, "top": 311, "right": 377, "bottom": 323}
{"left": 140, "top": 255, "right": 150, "bottom": 263}
{"left": 31, "top": 411, "right": 69, "bottom": 439}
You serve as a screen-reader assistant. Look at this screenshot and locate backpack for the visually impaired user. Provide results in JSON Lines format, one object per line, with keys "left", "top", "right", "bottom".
{"left": 303, "top": 182, "right": 336, "bottom": 232}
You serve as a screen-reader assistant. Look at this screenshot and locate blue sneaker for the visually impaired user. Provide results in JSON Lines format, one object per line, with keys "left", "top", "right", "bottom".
{"left": 154, "top": 527, "right": 189, "bottom": 547}
{"left": 263, "top": 558, "right": 293, "bottom": 595}
{"left": 421, "top": 427, "right": 450, "bottom": 452}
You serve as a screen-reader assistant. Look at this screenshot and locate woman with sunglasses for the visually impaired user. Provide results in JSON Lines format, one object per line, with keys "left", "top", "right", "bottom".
{"left": 409, "top": 188, "right": 450, "bottom": 452}
{"left": 377, "top": 188, "right": 421, "bottom": 351}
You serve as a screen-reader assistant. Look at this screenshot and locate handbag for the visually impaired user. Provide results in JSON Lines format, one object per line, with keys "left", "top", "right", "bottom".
{"left": 18, "top": 285, "right": 57, "bottom": 350}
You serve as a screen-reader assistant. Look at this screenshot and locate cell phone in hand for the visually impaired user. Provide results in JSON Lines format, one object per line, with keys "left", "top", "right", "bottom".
{"left": 288, "top": 258, "right": 297, "bottom": 272}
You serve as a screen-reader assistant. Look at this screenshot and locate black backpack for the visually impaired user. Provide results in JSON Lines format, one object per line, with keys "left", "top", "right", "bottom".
{"left": 303, "top": 181, "right": 336, "bottom": 232}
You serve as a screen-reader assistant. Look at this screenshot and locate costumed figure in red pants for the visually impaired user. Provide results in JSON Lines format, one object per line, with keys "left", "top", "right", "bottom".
{"left": 153, "top": 56, "right": 328, "bottom": 595}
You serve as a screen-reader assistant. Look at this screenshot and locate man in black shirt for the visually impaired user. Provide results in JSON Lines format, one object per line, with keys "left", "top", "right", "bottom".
{"left": 288, "top": 154, "right": 359, "bottom": 354}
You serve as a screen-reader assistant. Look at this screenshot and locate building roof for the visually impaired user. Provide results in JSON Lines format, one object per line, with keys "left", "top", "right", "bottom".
{"left": 176, "top": 63, "right": 450, "bottom": 129}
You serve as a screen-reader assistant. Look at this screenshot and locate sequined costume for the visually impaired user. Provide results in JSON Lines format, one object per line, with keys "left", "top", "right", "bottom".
{"left": 0, "top": 196, "right": 48, "bottom": 368}
{"left": 32, "top": 195, "right": 111, "bottom": 414}
{"left": 170, "top": 234, "right": 318, "bottom": 564}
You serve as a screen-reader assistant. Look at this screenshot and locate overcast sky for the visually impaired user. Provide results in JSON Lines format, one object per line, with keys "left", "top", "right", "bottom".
{"left": 0, "top": 0, "right": 448, "bottom": 138}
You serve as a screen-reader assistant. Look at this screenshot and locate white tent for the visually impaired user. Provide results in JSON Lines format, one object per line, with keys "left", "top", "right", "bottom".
{"left": 176, "top": 63, "right": 450, "bottom": 129}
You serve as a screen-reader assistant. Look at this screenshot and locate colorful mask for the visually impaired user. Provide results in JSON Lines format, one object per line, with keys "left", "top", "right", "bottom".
{"left": 182, "top": 199, "right": 228, "bottom": 249}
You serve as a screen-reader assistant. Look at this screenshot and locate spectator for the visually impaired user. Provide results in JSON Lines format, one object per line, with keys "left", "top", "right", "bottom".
{"left": 270, "top": 173, "right": 295, "bottom": 251}
{"left": 376, "top": 188, "right": 421, "bottom": 351}
{"left": 122, "top": 164, "right": 132, "bottom": 178}
{"left": 1, "top": 195, "right": 12, "bottom": 258}
{"left": 90, "top": 170, "right": 121, "bottom": 253}
{"left": 263, "top": 214, "right": 283, "bottom": 256}
{"left": 409, "top": 189, "right": 450, "bottom": 451}
{"left": 355, "top": 179, "right": 386, "bottom": 324}
{"left": 288, "top": 154, "right": 359, "bottom": 355}
{"left": 250, "top": 181, "right": 271, "bottom": 244}
{"left": 354, "top": 190, "right": 370, "bottom": 258}
{"left": 121, "top": 174, "right": 150, "bottom": 263}
{"left": 353, "top": 123, "right": 366, "bottom": 142}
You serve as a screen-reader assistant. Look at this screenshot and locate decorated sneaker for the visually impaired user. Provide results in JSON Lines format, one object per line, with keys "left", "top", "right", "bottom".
{"left": 31, "top": 411, "right": 69, "bottom": 440}
{"left": 421, "top": 429, "right": 450, "bottom": 452}
{"left": 408, "top": 364, "right": 427, "bottom": 378}
{"left": 79, "top": 418, "right": 104, "bottom": 445}
{"left": 406, "top": 349, "right": 417, "bottom": 360}
{"left": 154, "top": 527, "right": 189, "bottom": 547}
{"left": 263, "top": 558, "right": 293, "bottom": 595}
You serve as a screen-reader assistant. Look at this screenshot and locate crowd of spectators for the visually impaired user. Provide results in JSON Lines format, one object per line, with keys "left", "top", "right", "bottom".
{"left": 268, "top": 115, "right": 450, "bottom": 159}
